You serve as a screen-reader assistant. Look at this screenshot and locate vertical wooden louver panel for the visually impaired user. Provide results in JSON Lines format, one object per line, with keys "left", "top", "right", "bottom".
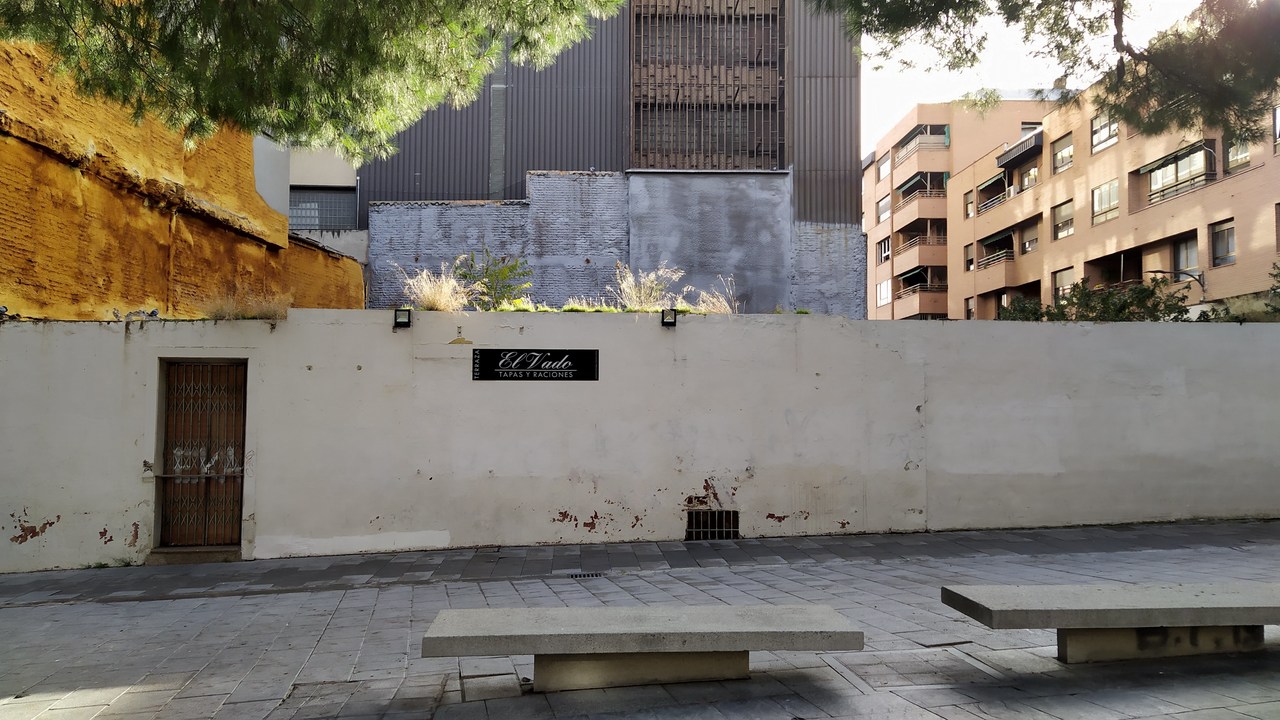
{"left": 632, "top": 0, "right": 784, "bottom": 169}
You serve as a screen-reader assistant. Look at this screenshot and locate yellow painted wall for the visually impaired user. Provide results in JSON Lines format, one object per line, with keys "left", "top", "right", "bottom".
{"left": 0, "top": 43, "right": 364, "bottom": 319}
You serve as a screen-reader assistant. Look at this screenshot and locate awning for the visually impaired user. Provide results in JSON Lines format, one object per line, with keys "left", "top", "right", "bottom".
{"left": 1138, "top": 141, "right": 1205, "bottom": 174}
{"left": 979, "top": 229, "right": 1014, "bottom": 246}
{"left": 895, "top": 173, "right": 928, "bottom": 194}
{"left": 977, "top": 173, "right": 1007, "bottom": 191}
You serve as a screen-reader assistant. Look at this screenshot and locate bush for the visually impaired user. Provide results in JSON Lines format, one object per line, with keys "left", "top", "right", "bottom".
{"left": 454, "top": 248, "right": 533, "bottom": 311}
{"left": 402, "top": 263, "right": 471, "bottom": 311}
{"left": 997, "top": 277, "right": 1190, "bottom": 322}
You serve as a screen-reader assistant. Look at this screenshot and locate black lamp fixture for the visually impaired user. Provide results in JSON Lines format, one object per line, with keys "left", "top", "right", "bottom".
{"left": 393, "top": 307, "right": 412, "bottom": 329}
{"left": 660, "top": 308, "right": 678, "bottom": 327}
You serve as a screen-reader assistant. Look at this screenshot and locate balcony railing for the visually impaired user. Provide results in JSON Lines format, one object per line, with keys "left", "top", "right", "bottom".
{"left": 895, "top": 283, "right": 948, "bottom": 299}
{"left": 1148, "top": 172, "right": 1216, "bottom": 203}
{"left": 996, "top": 131, "right": 1044, "bottom": 169}
{"left": 976, "top": 249, "right": 1015, "bottom": 270}
{"left": 893, "top": 189, "right": 946, "bottom": 212}
{"left": 893, "top": 235, "right": 947, "bottom": 256}
{"left": 894, "top": 135, "right": 947, "bottom": 162}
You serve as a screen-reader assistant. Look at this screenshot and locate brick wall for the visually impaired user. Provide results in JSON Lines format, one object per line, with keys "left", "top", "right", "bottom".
{"left": 0, "top": 42, "right": 363, "bottom": 319}
{"left": 792, "top": 222, "right": 868, "bottom": 317}
{"left": 366, "top": 170, "right": 866, "bottom": 316}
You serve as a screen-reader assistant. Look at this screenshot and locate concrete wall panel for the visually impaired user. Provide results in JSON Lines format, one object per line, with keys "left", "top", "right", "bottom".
{"left": 3, "top": 313, "right": 1278, "bottom": 572}
{"left": 629, "top": 172, "right": 792, "bottom": 313}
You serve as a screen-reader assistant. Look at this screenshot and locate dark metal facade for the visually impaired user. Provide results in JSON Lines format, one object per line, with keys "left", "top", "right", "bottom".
{"left": 631, "top": 0, "right": 786, "bottom": 170}
{"left": 158, "top": 361, "right": 247, "bottom": 547}
{"left": 356, "top": 15, "right": 630, "bottom": 226}
{"left": 788, "top": 3, "right": 861, "bottom": 223}
{"left": 353, "top": 2, "right": 859, "bottom": 227}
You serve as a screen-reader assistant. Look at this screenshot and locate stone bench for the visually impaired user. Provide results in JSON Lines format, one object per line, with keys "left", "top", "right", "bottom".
{"left": 942, "top": 583, "right": 1278, "bottom": 663}
{"left": 421, "top": 605, "right": 863, "bottom": 691}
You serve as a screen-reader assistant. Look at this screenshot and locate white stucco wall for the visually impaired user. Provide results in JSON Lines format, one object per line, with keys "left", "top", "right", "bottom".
{"left": 2, "top": 312, "right": 1277, "bottom": 572}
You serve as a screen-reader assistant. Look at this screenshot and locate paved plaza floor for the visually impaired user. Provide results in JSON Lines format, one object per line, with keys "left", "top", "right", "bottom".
{"left": 2, "top": 520, "right": 1279, "bottom": 720}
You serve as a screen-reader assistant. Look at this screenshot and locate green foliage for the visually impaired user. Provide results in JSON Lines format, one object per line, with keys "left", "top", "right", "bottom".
{"left": 1268, "top": 262, "right": 1280, "bottom": 315}
{"left": 0, "top": 0, "right": 623, "bottom": 160}
{"left": 996, "top": 277, "right": 1191, "bottom": 322}
{"left": 811, "top": 0, "right": 1280, "bottom": 144}
{"left": 454, "top": 248, "right": 534, "bottom": 311}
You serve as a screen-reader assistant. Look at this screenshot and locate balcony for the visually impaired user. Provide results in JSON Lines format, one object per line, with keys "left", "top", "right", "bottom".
{"left": 894, "top": 283, "right": 949, "bottom": 317}
{"left": 893, "top": 235, "right": 947, "bottom": 271}
{"left": 893, "top": 189, "right": 945, "bottom": 213}
{"left": 893, "top": 135, "right": 947, "bottom": 163}
{"left": 891, "top": 190, "right": 947, "bottom": 232}
{"left": 974, "top": 250, "right": 1018, "bottom": 295}
{"left": 996, "top": 132, "right": 1043, "bottom": 169}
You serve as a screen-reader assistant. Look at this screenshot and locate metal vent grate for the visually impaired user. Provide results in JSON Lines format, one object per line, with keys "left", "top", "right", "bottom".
{"left": 685, "top": 510, "right": 740, "bottom": 541}
{"left": 568, "top": 572, "right": 605, "bottom": 579}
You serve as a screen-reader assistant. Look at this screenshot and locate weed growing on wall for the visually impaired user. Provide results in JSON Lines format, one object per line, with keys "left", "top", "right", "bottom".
{"left": 203, "top": 292, "right": 293, "bottom": 320}
{"left": 608, "top": 262, "right": 686, "bottom": 311}
{"left": 561, "top": 297, "right": 621, "bottom": 313}
{"left": 401, "top": 264, "right": 472, "bottom": 312}
{"left": 679, "top": 275, "right": 738, "bottom": 314}
{"left": 454, "top": 248, "right": 533, "bottom": 311}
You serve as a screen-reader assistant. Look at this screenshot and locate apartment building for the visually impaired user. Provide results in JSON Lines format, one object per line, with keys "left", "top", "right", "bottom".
{"left": 863, "top": 100, "right": 1054, "bottom": 319}
{"left": 947, "top": 96, "right": 1280, "bottom": 319}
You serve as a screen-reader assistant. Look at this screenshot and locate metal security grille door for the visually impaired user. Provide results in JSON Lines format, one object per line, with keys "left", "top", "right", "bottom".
{"left": 159, "top": 362, "right": 247, "bottom": 546}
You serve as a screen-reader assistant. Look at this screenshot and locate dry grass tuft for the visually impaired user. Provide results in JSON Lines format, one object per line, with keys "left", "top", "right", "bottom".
{"left": 203, "top": 292, "right": 292, "bottom": 320}
{"left": 608, "top": 262, "right": 685, "bottom": 312}
{"left": 402, "top": 263, "right": 472, "bottom": 311}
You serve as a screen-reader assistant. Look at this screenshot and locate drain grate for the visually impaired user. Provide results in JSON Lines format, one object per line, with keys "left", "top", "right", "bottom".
{"left": 685, "top": 510, "right": 740, "bottom": 541}
{"left": 568, "top": 572, "right": 605, "bottom": 579}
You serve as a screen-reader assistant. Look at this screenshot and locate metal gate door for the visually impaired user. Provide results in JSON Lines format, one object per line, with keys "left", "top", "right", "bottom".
{"left": 159, "top": 361, "right": 247, "bottom": 546}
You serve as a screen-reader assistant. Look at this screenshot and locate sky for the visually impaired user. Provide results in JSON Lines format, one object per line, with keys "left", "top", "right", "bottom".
{"left": 859, "top": 0, "right": 1204, "bottom": 152}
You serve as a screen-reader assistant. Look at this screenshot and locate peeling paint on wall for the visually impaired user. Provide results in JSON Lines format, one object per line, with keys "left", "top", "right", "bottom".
{"left": 9, "top": 509, "right": 60, "bottom": 544}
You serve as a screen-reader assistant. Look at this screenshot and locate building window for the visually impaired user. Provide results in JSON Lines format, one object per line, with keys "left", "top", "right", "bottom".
{"left": 877, "top": 154, "right": 891, "bottom": 181}
{"left": 1021, "top": 122, "right": 1042, "bottom": 137}
{"left": 1274, "top": 105, "right": 1280, "bottom": 153}
{"left": 1020, "top": 163, "right": 1039, "bottom": 190}
{"left": 1091, "top": 179, "right": 1120, "bottom": 225}
{"left": 1090, "top": 113, "right": 1119, "bottom": 153}
{"left": 876, "top": 238, "right": 891, "bottom": 265}
{"left": 876, "top": 195, "right": 891, "bottom": 224}
{"left": 1051, "top": 201, "right": 1074, "bottom": 240}
{"left": 1227, "top": 141, "right": 1250, "bottom": 172}
{"left": 964, "top": 191, "right": 975, "bottom": 219}
{"left": 1053, "top": 267, "right": 1075, "bottom": 300}
{"left": 1051, "top": 134, "right": 1074, "bottom": 173}
{"left": 1174, "top": 237, "right": 1198, "bottom": 275}
{"left": 1147, "top": 146, "right": 1208, "bottom": 203}
{"left": 1020, "top": 224, "right": 1039, "bottom": 254}
{"left": 964, "top": 297, "right": 975, "bottom": 319}
{"left": 964, "top": 243, "right": 975, "bottom": 271}
{"left": 876, "top": 280, "right": 892, "bottom": 307}
{"left": 289, "top": 187, "right": 358, "bottom": 231}
{"left": 1211, "top": 220, "right": 1235, "bottom": 266}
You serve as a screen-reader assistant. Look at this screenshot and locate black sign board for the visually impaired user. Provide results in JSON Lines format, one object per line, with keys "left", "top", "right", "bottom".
{"left": 472, "top": 349, "right": 599, "bottom": 381}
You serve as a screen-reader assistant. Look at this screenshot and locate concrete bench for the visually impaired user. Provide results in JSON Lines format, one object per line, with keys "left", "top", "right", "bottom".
{"left": 942, "top": 583, "right": 1278, "bottom": 663}
{"left": 421, "top": 605, "right": 863, "bottom": 691}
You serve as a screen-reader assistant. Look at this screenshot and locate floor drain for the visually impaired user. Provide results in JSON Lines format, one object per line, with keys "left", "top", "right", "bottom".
{"left": 568, "top": 572, "right": 605, "bottom": 579}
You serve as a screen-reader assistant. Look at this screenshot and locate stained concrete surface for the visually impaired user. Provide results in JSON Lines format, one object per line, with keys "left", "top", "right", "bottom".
{"left": 1, "top": 520, "right": 1278, "bottom": 719}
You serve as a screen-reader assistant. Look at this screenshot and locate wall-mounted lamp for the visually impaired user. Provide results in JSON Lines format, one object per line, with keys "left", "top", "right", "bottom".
{"left": 393, "top": 307, "right": 412, "bottom": 329}
{"left": 660, "top": 308, "right": 678, "bottom": 327}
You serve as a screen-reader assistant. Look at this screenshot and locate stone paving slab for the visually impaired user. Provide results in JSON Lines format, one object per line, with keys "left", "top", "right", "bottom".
{"left": 0, "top": 520, "right": 1278, "bottom": 719}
